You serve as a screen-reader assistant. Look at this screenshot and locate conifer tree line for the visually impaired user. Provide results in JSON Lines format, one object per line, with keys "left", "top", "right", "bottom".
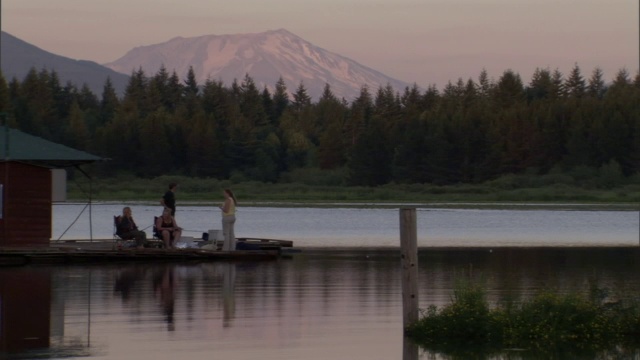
{"left": 0, "top": 64, "right": 639, "bottom": 186}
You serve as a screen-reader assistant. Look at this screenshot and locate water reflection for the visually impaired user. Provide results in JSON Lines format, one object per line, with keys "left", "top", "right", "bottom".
{"left": 0, "top": 268, "right": 52, "bottom": 354}
{"left": 403, "top": 336, "right": 419, "bottom": 360}
{"left": 222, "top": 263, "right": 236, "bottom": 328}
{"left": 114, "top": 266, "right": 146, "bottom": 302}
{"left": 111, "top": 263, "right": 239, "bottom": 332}
{"left": 1, "top": 249, "right": 640, "bottom": 359}
{"left": 152, "top": 265, "right": 176, "bottom": 331}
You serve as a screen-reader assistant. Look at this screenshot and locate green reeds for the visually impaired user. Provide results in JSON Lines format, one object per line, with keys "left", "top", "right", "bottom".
{"left": 406, "top": 279, "right": 640, "bottom": 357}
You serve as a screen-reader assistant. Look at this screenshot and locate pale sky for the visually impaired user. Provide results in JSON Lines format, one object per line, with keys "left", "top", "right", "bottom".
{"left": 3, "top": 0, "right": 637, "bottom": 90}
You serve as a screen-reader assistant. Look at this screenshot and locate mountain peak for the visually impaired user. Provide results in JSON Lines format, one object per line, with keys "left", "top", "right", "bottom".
{"left": 104, "top": 29, "right": 408, "bottom": 100}
{"left": 266, "top": 28, "right": 298, "bottom": 36}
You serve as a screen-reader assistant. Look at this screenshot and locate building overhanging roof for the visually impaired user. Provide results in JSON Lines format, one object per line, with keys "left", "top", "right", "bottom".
{"left": 0, "top": 127, "right": 105, "bottom": 168}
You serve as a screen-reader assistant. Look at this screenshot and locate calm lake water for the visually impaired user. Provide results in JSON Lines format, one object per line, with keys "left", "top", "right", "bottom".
{"left": 3, "top": 249, "right": 640, "bottom": 360}
{"left": 51, "top": 203, "right": 639, "bottom": 247}
{"left": 2, "top": 205, "right": 640, "bottom": 359}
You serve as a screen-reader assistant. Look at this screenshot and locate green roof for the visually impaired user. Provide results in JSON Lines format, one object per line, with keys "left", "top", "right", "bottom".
{"left": 0, "top": 127, "right": 104, "bottom": 167}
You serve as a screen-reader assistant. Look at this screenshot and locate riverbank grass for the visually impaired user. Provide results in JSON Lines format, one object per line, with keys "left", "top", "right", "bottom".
{"left": 67, "top": 174, "right": 640, "bottom": 204}
{"left": 406, "top": 280, "right": 640, "bottom": 356}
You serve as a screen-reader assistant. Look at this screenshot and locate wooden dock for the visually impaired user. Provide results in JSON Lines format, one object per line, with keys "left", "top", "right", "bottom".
{"left": 0, "top": 237, "right": 298, "bottom": 266}
{"left": 0, "top": 247, "right": 281, "bottom": 266}
{"left": 237, "top": 237, "right": 293, "bottom": 247}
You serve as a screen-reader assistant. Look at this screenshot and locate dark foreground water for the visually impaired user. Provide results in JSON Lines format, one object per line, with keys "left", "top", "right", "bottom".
{"left": 2, "top": 248, "right": 640, "bottom": 360}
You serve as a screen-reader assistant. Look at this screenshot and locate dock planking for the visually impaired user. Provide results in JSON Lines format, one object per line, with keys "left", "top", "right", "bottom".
{"left": 0, "top": 236, "right": 299, "bottom": 266}
{"left": 236, "top": 237, "right": 294, "bottom": 247}
{"left": 0, "top": 246, "right": 281, "bottom": 266}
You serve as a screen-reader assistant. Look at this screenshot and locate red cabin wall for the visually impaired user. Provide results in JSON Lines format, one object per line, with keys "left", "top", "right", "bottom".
{"left": 0, "top": 162, "right": 52, "bottom": 246}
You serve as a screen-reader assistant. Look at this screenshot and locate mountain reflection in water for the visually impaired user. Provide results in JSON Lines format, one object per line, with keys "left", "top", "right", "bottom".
{"left": 2, "top": 248, "right": 640, "bottom": 359}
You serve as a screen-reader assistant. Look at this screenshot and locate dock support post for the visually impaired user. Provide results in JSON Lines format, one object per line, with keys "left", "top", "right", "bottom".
{"left": 400, "top": 207, "right": 419, "bottom": 330}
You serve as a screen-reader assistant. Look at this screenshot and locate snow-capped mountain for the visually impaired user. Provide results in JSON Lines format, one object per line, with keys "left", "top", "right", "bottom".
{"left": 104, "top": 29, "right": 410, "bottom": 101}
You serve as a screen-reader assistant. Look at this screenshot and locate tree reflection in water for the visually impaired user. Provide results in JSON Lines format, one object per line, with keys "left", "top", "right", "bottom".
{"left": 4, "top": 248, "right": 640, "bottom": 360}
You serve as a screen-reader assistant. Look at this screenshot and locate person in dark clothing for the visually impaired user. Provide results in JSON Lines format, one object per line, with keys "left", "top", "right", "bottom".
{"left": 116, "top": 207, "right": 147, "bottom": 249}
{"left": 161, "top": 183, "right": 178, "bottom": 216}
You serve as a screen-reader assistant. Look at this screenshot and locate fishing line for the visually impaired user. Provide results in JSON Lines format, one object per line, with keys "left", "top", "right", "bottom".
{"left": 56, "top": 202, "right": 90, "bottom": 241}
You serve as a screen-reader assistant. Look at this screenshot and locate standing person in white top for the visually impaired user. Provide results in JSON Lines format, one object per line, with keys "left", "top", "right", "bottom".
{"left": 219, "top": 189, "right": 237, "bottom": 251}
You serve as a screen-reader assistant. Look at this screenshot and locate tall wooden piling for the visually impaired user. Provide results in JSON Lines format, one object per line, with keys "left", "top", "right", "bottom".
{"left": 400, "top": 207, "right": 419, "bottom": 329}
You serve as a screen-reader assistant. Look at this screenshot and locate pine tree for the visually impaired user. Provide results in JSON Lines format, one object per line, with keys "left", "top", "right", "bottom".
{"left": 392, "top": 117, "right": 428, "bottom": 183}
{"left": 17, "top": 68, "right": 55, "bottom": 137}
{"left": 550, "top": 69, "right": 565, "bottom": 98}
{"left": 291, "top": 82, "right": 311, "bottom": 111}
{"left": 493, "top": 70, "right": 525, "bottom": 108}
{"left": 290, "top": 82, "right": 316, "bottom": 149}
{"left": 271, "top": 77, "right": 289, "bottom": 126}
{"left": 564, "top": 104, "right": 595, "bottom": 168}
{"left": 317, "top": 84, "right": 348, "bottom": 169}
{"left": 0, "top": 73, "right": 9, "bottom": 113}
{"left": 607, "top": 68, "right": 632, "bottom": 97}
{"left": 527, "top": 68, "right": 553, "bottom": 100}
{"left": 239, "top": 74, "right": 268, "bottom": 128}
{"left": 182, "top": 67, "right": 201, "bottom": 119}
{"left": 184, "top": 110, "right": 223, "bottom": 177}
{"left": 477, "top": 69, "right": 493, "bottom": 98}
{"left": 565, "top": 63, "right": 586, "bottom": 98}
{"left": 166, "top": 70, "right": 183, "bottom": 111}
{"left": 463, "top": 78, "right": 479, "bottom": 107}
{"left": 138, "top": 109, "right": 174, "bottom": 176}
{"left": 261, "top": 86, "right": 274, "bottom": 126}
{"left": 345, "top": 85, "right": 373, "bottom": 147}
{"left": 347, "top": 117, "right": 392, "bottom": 186}
{"left": 373, "top": 84, "right": 401, "bottom": 128}
{"left": 75, "top": 84, "right": 100, "bottom": 137}
{"left": 65, "top": 100, "right": 89, "bottom": 150}
{"left": 77, "top": 84, "right": 99, "bottom": 110}
{"left": 96, "top": 109, "right": 138, "bottom": 173}
{"left": 122, "top": 68, "right": 148, "bottom": 118}
{"left": 99, "top": 77, "right": 120, "bottom": 127}
{"left": 422, "top": 85, "right": 440, "bottom": 112}
{"left": 400, "top": 84, "right": 423, "bottom": 119}
{"left": 587, "top": 67, "right": 606, "bottom": 99}
{"left": 184, "top": 66, "right": 199, "bottom": 97}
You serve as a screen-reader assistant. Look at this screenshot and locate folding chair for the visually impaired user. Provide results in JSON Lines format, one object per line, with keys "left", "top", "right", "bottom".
{"left": 113, "top": 215, "right": 142, "bottom": 249}
{"left": 113, "top": 216, "right": 120, "bottom": 240}
{"left": 113, "top": 216, "right": 132, "bottom": 249}
{"left": 149, "top": 216, "right": 165, "bottom": 248}
{"left": 153, "top": 216, "right": 161, "bottom": 239}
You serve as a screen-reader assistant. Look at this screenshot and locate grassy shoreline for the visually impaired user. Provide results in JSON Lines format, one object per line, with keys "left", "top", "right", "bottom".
{"left": 66, "top": 175, "right": 640, "bottom": 208}
{"left": 61, "top": 199, "right": 639, "bottom": 212}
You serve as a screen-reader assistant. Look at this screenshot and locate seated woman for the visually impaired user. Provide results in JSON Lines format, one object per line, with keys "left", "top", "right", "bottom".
{"left": 156, "top": 208, "right": 182, "bottom": 249}
{"left": 116, "top": 207, "right": 147, "bottom": 249}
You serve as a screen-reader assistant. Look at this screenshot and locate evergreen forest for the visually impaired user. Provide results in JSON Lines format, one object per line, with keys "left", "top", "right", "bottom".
{"left": 1, "top": 64, "right": 639, "bottom": 189}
